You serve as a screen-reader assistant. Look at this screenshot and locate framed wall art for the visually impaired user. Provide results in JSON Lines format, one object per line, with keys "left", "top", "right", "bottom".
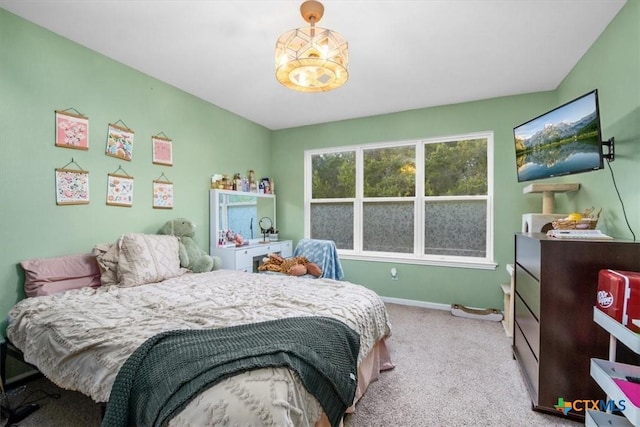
{"left": 106, "top": 167, "right": 134, "bottom": 207}
{"left": 55, "top": 109, "right": 89, "bottom": 150}
{"left": 152, "top": 175, "right": 174, "bottom": 209}
{"left": 105, "top": 121, "right": 134, "bottom": 161}
{"left": 55, "top": 168, "right": 89, "bottom": 205}
{"left": 152, "top": 134, "right": 173, "bottom": 166}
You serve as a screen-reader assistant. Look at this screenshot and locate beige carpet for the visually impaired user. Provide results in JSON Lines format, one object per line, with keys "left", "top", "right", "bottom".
{"left": 2, "top": 303, "right": 580, "bottom": 426}
{"left": 344, "top": 303, "right": 579, "bottom": 426}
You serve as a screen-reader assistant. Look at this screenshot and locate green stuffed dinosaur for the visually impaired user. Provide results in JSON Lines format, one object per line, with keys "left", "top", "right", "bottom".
{"left": 158, "top": 218, "right": 221, "bottom": 273}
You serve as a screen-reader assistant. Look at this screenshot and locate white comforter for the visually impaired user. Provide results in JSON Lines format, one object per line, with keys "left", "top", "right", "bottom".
{"left": 7, "top": 269, "right": 391, "bottom": 426}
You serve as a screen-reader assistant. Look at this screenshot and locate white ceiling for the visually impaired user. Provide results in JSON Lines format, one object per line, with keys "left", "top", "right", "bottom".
{"left": 1, "top": 0, "right": 627, "bottom": 130}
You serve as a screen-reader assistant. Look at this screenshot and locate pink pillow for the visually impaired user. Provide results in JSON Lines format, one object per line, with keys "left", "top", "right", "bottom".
{"left": 21, "top": 253, "right": 101, "bottom": 297}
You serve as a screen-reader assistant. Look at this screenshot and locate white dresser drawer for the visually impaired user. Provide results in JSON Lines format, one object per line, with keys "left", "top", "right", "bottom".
{"left": 213, "top": 240, "right": 293, "bottom": 272}
{"left": 235, "top": 250, "right": 253, "bottom": 271}
{"left": 266, "top": 241, "right": 292, "bottom": 257}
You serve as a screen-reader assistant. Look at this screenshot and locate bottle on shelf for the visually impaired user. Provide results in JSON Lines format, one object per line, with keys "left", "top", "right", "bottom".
{"left": 248, "top": 170, "right": 257, "bottom": 193}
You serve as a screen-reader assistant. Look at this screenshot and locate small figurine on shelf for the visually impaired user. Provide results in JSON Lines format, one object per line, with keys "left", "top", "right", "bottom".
{"left": 218, "top": 230, "right": 226, "bottom": 246}
{"left": 261, "top": 178, "right": 270, "bottom": 194}
{"left": 221, "top": 174, "right": 231, "bottom": 190}
{"left": 248, "top": 170, "right": 257, "bottom": 193}
{"left": 233, "top": 232, "right": 245, "bottom": 246}
{"left": 211, "top": 174, "right": 224, "bottom": 189}
{"left": 219, "top": 230, "right": 237, "bottom": 248}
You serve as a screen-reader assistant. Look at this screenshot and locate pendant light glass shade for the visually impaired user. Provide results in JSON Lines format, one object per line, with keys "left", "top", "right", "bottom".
{"left": 275, "top": 1, "right": 349, "bottom": 92}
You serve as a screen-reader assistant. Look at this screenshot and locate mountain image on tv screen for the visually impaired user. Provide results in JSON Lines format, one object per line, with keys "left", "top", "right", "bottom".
{"left": 514, "top": 91, "right": 602, "bottom": 182}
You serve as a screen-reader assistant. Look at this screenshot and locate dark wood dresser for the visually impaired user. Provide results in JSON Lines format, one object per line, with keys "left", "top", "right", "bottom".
{"left": 513, "top": 232, "right": 640, "bottom": 421}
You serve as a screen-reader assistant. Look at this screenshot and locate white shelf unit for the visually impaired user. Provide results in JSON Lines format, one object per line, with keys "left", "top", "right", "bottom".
{"left": 586, "top": 410, "right": 634, "bottom": 426}
{"left": 589, "top": 307, "right": 640, "bottom": 425}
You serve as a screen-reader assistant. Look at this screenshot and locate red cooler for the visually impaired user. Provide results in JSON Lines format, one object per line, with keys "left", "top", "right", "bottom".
{"left": 596, "top": 269, "right": 640, "bottom": 332}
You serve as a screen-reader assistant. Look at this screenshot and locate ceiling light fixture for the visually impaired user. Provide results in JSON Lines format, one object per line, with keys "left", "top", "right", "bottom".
{"left": 275, "top": 0, "right": 349, "bottom": 92}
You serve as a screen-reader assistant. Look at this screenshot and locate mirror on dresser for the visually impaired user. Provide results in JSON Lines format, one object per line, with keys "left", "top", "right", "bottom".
{"left": 209, "top": 190, "right": 292, "bottom": 271}
{"left": 210, "top": 189, "right": 276, "bottom": 243}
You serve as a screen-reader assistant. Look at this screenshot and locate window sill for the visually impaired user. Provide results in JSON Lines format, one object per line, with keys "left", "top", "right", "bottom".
{"left": 339, "top": 253, "right": 498, "bottom": 270}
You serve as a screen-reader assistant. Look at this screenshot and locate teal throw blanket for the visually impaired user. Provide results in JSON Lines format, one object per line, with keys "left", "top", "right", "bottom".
{"left": 101, "top": 316, "right": 360, "bottom": 427}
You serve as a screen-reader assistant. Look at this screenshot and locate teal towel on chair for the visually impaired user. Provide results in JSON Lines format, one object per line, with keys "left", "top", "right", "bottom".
{"left": 293, "top": 239, "right": 344, "bottom": 280}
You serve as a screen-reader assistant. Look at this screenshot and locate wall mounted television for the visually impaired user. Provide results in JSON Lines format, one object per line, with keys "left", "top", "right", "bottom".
{"left": 513, "top": 89, "right": 604, "bottom": 183}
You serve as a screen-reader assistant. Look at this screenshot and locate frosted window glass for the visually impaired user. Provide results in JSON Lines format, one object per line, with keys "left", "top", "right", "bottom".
{"left": 363, "top": 202, "right": 414, "bottom": 253}
{"left": 424, "top": 200, "right": 486, "bottom": 257}
{"left": 310, "top": 203, "right": 353, "bottom": 249}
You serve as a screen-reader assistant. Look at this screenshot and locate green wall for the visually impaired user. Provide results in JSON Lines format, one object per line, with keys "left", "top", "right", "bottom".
{"left": 270, "top": 90, "right": 557, "bottom": 309}
{"left": 1, "top": 1, "right": 638, "bottom": 330}
{"left": 0, "top": 9, "right": 272, "bottom": 331}
{"left": 270, "top": 0, "right": 639, "bottom": 308}
{"left": 553, "top": 0, "right": 639, "bottom": 237}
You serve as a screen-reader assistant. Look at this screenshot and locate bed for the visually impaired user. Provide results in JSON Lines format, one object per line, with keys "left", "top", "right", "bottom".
{"left": 5, "top": 233, "right": 393, "bottom": 427}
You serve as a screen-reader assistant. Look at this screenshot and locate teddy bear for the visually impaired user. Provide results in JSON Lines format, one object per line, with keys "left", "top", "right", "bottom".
{"left": 258, "top": 253, "right": 322, "bottom": 277}
{"left": 158, "top": 218, "right": 221, "bottom": 273}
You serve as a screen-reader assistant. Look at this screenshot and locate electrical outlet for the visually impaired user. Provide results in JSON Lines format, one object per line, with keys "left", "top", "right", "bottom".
{"left": 390, "top": 267, "right": 398, "bottom": 280}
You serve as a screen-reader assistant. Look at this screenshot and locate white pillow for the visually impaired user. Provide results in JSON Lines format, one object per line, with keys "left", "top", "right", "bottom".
{"left": 92, "top": 242, "right": 120, "bottom": 287}
{"left": 116, "top": 233, "right": 183, "bottom": 287}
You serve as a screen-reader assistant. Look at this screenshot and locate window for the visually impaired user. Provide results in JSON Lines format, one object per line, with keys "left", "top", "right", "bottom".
{"left": 305, "top": 132, "right": 495, "bottom": 269}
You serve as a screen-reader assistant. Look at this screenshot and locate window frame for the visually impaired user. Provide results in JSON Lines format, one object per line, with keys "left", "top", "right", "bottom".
{"left": 304, "top": 131, "right": 496, "bottom": 270}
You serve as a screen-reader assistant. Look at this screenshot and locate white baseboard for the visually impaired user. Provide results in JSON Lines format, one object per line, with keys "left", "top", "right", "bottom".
{"left": 380, "top": 296, "right": 503, "bottom": 317}
{"left": 380, "top": 296, "right": 451, "bottom": 311}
